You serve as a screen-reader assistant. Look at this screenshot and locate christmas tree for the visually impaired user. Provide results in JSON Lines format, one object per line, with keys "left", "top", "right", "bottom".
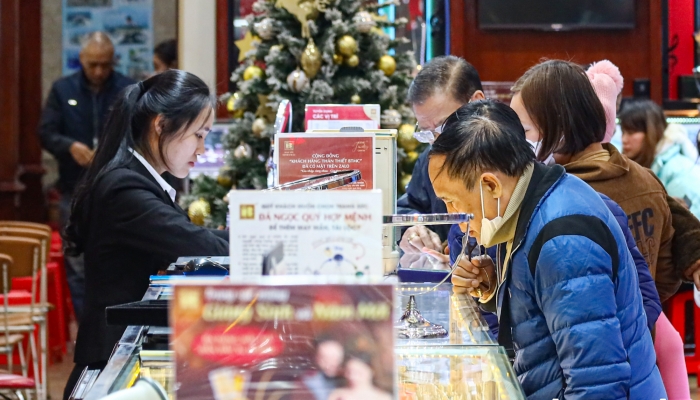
{"left": 182, "top": 0, "right": 424, "bottom": 228}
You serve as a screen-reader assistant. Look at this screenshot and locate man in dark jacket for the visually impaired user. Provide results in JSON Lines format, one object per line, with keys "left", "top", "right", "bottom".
{"left": 432, "top": 100, "right": 665, "bottom": 398}
{"left": 38, "top": 32, "right": 134, "bottom": 319}
{"left": 397, "top": 56, "right": 484, "bottom": 261}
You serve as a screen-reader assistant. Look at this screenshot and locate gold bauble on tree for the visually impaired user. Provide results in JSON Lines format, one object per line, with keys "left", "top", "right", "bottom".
{"left": 252, "top": 118, "right": 267, "bottom": 137}
{"left": 226, "top": 92, "right": 244, "bottom": 119}
{"left": 217, "top": 167, "right": 233, "bottom": 188}
{"left": 350, "top": 94, "right": 361, "bottom": 104}
{"left": 397, "top": 123, "right": 419, "bottom": 152}
{"left": 300, "top": 39, "right": 322, "bottom": 79}
{"left": 378, "top": 55, "right": 396, "bottom": 76}
{"left": 345, "top": 54, "right": 359, "bottom": 68}
{"left": 188, "top": 198, "right": 211, "bottom": 226}
{"left": 243, "top": 65, "right": 264, "bottom": 81}
{"left": 332, "top": 53, "right": 343, "bottom": 65}
{"left": 336, "top": 35, "right": 357, "bottom": 57}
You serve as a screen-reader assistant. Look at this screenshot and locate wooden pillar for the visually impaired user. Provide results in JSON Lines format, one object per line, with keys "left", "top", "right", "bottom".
{"left": 0, "top": 0, "right": 24, "bottom": 220}
{"left": 18, "top": 0, "right": 46, "bottom": 222}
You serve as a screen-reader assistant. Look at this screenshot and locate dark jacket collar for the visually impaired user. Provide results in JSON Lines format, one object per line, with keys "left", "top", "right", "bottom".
{"left": 512, "top": 163, "right": 567, "bottom": 249}
{"left": 125, "top": 156, "right": 187, "bottom": 216}
{"left": 78, "top": 69, "right": 117, "bottom": 93}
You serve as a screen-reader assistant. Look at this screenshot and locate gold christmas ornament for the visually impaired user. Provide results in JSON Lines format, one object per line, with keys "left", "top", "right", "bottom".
{"left": 233, "top": 143, "right": 253, "bottom": 159}
{"left": 350, "top": 94, "right": 361, "bottom": 104}
{"left": 234, "top": 30, "right": 260, "bottom": 62}
{"left": 287, "top": 68, "right": 309, "bottom": 92}
{"left": 226, "top": 92, "right": 244, "bottom": 119}
{"left": 187, "top": 198, "right": 211, "bottom": 226}
{"left": 243, "top": 65, "right": 264, "bottom": 81}
{"left": 252, "top": 118, "right": 267, "bottom": 137}
{"left": 332, "top": 53, "right": 343, "bottom": 65}
{"left": 397, "top": 123, "right": 419, "bottom": 152}
{"left": 381, "top": 109, "right": 402, "bottom": 129}
{"left": 254, "top": 18, "right": 275, "bottom": 40}
{"left": 378, "top": 55, "right": 396, "bottom": 76}
{"left": 300, "top": 39, "right": 322, "bottom": 79}
{"left": 345, "top": 54, "right": 359, "bottom": 68}
{"left": 217, "top": 171, "right": 233, "bottom": 188}
{"left": 336, "top": 35, "right": 358, "bottom": 57}
{"left": 353, "top": 11, "right": 376, "bottom": 33}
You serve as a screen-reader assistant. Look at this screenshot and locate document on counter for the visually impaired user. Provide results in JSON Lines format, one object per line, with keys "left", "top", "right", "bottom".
{"left": 228, "top": 190, "right": 383, "bottom": 277}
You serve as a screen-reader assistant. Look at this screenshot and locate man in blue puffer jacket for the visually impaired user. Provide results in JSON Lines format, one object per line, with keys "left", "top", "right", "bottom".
{"left": 448, "top": 194, "right": 662, "bottom": 335}
{"left": 430, "top": 100, "right": 665, "bottom": 399}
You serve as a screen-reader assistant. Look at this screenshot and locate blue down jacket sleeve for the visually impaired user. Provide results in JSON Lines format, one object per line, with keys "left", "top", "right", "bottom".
{"left": 599, "top": 194, "right": 661, "bottom": 330}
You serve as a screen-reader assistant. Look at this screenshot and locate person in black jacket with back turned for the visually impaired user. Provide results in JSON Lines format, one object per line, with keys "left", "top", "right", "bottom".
{"left": 61, "top": 70, "right": 229, "bottom": 399}
{"left": 38, "top": 32, "right": 134, "bottom": 319}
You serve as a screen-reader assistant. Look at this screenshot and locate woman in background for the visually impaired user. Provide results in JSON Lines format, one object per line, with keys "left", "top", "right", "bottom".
{"left": 619, "top": 99, "right": 700, "bottom": 217}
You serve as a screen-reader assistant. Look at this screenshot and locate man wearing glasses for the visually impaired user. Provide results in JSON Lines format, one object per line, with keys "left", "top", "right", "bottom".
{"left": 38, "top": 32, "right": 134, "bottom": 320}
{"left": 397, "top": 56, "right": 484, "bottom": 256}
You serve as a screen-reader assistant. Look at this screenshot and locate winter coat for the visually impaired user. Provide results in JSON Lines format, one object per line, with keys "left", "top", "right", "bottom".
{"left": 652, "top": 124, "right": 700, "bottom": 218}
{"left": 564, "top": 144, "right": 678, "bottom": 302}
{"left": 448, "top": 194, "right": 661, "bottom": 333}
{"left": 499, "top": 163, "right": 665, "bottom": 399}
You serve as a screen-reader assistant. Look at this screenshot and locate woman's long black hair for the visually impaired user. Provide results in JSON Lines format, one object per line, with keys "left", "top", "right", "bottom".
{"left": 63, "top": 69, "right": 216, "bottom": 255}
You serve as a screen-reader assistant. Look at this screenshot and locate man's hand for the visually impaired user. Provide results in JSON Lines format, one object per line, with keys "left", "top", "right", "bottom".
{"left": 399, "top": 226, "right": 442, "bottom": 254}
{"left": 451, "top": 255, "right": 497, "bottom": 299}
{"left": 69, "top": 142, "right": 94, "bottom": 167}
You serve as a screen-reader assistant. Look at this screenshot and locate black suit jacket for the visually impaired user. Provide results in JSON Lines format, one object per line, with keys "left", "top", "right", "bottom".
{"left": 74, "top": 157, "right": 228, "bottom": 364}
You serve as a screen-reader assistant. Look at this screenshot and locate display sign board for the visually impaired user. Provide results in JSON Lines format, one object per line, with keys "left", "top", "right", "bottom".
{"left": 274, "top": 132, "right": 375, "bottom": 189}
{"left": 304, "top": 104, "right": 380, "bottom": 131}
{"left": 228, "top": 190, "right": 383, "bottom": 277}
{"left": 62, "top": 0, "right": 154, "bottom": 80}
{"left": 171, "top": 279, "right": 395, "bottom": 400}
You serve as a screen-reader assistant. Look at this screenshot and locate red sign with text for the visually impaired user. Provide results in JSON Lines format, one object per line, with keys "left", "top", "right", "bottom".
{"left": 275, "top": 133, "right": 375, "bottom": 190}
{"left": 305, "top": 104, "right": 380, "bottom": 131}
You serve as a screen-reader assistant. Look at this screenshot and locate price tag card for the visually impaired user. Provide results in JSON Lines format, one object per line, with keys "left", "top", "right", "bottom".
{"left": 305, "top": 104, "right": 380, "bottom": 131}
{"left": 171, "top": 278, "right": 396, "bottom": 400}
{"left": 228, "top": 190, "right": 383, "bottom": 277}
{"left": 275, "top": 132, "right": 375, "bottom": 189}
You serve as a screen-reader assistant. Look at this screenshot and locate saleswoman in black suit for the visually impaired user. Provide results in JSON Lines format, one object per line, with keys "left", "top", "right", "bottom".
{"left": 62, "top": 70, "right": 229, "bottom": 399}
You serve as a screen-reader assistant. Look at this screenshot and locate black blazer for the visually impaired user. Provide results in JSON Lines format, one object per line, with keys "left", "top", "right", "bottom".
{"left": 74, "top": 157, "right": 229, "bottom": 364}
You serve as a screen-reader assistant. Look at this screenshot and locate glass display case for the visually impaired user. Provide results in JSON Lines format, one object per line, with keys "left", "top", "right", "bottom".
{"left": 76, "top": 282, "right": 523, "bottom": 400}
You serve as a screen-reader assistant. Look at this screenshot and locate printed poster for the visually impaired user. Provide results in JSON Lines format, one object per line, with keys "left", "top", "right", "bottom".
{"left": 62, "top": 0, "right": 154, "bottom": 80}
{"left": 171, "top": 280, "right": 395, "bottom": 400}
{"left": 228, "top": 190, "right": 383, "bottom": 277}
{"left": 275, "top": 133, "right": 375, "bottom": 190}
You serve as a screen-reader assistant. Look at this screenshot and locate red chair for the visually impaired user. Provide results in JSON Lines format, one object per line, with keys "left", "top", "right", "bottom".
{"left": 667, "top": 290, "right": 700, "bottom": 376}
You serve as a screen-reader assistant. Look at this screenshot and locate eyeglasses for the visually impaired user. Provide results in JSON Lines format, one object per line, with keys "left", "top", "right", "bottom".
{"left": 413, "top": 110, "right": 459, "bottom": 144}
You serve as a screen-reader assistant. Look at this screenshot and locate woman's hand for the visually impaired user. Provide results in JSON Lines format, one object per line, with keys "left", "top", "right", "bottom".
{"left": 451, "top": 255, "right": 496, "bottom": 299}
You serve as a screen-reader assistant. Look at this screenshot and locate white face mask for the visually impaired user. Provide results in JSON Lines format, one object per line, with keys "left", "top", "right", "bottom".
{"left": 526, "top": 139, "right": 555, "bottom": 166}
{"left": 479, "top": 181, "right": 503, "bottom": 247}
